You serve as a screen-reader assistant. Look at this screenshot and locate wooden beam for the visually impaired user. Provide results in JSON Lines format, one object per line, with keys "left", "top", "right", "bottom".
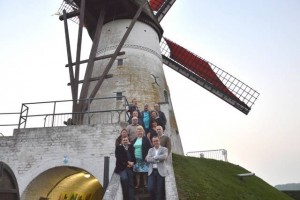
{"left": 67, "top": 74, "right": 113, "bottom": 86}
{"left": 0, "top": 188, "right": 18, "bottom": 193}
{"left": 88, "top": 0, "right": 148, "bottom": 102}
{"left": 59, "top": 10, "right": 80, "bottom": 21}
{"left": 63, "top": 9, "right": 76, "bottom": 102}
{"left": 74, "top": 0, "right": 86, "bottom": 103}
{"left": 79, "top": 0, "right": 107, "bottom": 105}
{"left": 65, "top": 52, "right": 125, "bottom": 67}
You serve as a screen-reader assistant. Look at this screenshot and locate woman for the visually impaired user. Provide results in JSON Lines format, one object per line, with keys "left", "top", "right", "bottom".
{"left": 115, "top": 129, "right": 129, "bottom": 146}
{"left": 150, "top": 110, "right": 165, "bottom": 130}
{"left": 132, "top": 125, "right": 152, "bottom": 188}
{"left": 147, "top": 119, "right": 158, "bottom": 145}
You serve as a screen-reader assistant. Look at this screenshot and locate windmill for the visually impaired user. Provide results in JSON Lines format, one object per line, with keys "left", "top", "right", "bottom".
{"left": 57, "top": 0, "right": 259, "bottom": 126}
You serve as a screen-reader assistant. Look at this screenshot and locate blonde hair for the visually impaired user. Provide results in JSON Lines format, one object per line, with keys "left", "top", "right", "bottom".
{"left": 136, "top": 125, "right": 145, "bottom": 136}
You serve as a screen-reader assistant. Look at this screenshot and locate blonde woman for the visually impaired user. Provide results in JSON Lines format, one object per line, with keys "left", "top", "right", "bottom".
{"left": 132, "top": 125, "right": 151, "bottom": 188}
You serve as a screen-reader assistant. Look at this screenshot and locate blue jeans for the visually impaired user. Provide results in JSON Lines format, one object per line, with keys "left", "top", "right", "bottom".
{"left": 119, "top": 168, "right": 135, "bottom": 200}
{"left": 147, "top": 169, "right": 165, "bottom": 200}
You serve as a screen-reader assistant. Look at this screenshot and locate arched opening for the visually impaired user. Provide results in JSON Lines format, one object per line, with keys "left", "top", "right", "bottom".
{"left": 0, "top": 162, "right": 20, "bottom": 200}
{"left": 22, "top": 166, "right": 103, "bottom": 200}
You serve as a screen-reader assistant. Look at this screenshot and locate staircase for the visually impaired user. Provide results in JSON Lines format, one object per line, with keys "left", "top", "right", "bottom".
{"left": 135, "top": 187, "right": 151, "bottom": 200}
{"left": 103, "top": 155, "right": 177, "bottom": 200}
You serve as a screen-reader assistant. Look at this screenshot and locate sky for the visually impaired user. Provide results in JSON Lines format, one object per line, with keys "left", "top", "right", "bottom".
{"left": 0, "top": 0, "right": 300, "bottom": 187}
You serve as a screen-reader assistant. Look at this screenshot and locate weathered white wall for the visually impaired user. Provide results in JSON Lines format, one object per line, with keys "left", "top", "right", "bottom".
{"left": 160, "top": 103, "right": 184, "bottom": 155}
{"left": 0, "top": 120, "right": 183, "bottom": 200}
{"left": 0, "top": 124, "right": 122, "bottom": 198}
{"left": 87, "top": 19, "right": 167, "bottom": 122}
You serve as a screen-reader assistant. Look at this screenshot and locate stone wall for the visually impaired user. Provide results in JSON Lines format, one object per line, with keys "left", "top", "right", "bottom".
{"left": 0, "top": 124, "right": 122, "bottom": 198}
{"left": 0, "top": 117, "right": 183, "bottom": 199}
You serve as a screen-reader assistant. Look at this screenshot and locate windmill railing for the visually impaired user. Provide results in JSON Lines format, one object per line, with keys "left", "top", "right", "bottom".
{"left": 0, "top": 112, "right": 21, "bottom": 136}
{"left": 0, "top": 96, "right": 130, "bottom": 135}
{"left": 186, "top": 149, "right": 228, "bottom": 162}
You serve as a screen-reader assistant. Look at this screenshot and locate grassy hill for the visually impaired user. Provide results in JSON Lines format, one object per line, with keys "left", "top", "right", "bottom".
{"left": 172, "top": 153, "right": 292, "bottom": 200}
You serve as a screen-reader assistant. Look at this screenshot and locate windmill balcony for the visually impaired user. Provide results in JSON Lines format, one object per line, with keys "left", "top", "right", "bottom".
{"left": 0, "top": 96, "right": 131, "bottom": 135}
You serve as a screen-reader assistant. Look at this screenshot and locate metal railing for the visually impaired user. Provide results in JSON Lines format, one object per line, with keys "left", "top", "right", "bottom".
{"left": 186, "top": 149, "right": 228, "bottom": 162}
{"left": 0, "top": 96, "right": 130, "bottom": 135}
{"left": 0, "top": 112, "right": 21, "bottom": 136}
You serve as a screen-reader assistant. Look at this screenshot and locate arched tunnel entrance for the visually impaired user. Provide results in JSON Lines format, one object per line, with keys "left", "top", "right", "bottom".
{"left": 22, "top": 166, "right": 103, "bottom": 200}
{"left": 0, "top": 162, "right": 20, "bottom": 200}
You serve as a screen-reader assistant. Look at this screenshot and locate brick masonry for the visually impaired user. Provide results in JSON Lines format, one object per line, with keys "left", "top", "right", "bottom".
{"left": 0, "top": 124, "right": 120, "bottom": 196}
{"left": 0, "top": 119, "right": 184, "bottom": 199}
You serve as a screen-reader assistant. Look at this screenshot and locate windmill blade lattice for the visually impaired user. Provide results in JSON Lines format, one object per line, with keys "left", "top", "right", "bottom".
{"left": 161, "top": 38, "right": 259, "bottom": 115}
{"left": 149, "top": 0, "right": 176, "bottom": 22}
{"left": 57, "top": 0, "right": 79, "bottom": 24}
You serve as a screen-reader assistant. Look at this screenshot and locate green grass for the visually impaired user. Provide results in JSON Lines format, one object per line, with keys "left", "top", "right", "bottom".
{"left": 172, "top": 153, "right": 292, "bottom": 200}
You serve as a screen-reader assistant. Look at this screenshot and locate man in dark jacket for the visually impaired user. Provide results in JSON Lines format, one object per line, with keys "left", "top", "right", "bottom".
{"left": 154, "top": 103, "right": 167, "bottom": 128}
{"left": 115, "top": 137, "right": 136, "bottom": 200}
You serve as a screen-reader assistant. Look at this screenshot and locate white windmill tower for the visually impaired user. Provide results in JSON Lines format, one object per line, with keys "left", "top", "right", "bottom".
{"left": 58, "top": 0, "right": 259, "bottom": 153}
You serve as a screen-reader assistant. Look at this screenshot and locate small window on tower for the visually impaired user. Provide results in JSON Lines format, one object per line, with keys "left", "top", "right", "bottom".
{"left": 118, "top": 59, "right": 123, "bottom": 66}
{"left": 116, "top": 92, "right": 122, "bottom": 100}
{"left": 164, "top": 90, "right": 169, "bottom": 103}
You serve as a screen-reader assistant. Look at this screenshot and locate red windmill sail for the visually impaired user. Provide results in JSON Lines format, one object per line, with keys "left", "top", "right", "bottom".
{"left": 149, "top": 0, "right": 165, "bottom": 11}
{"left": 164, "top": 38, "right": 249, "bottom": 108}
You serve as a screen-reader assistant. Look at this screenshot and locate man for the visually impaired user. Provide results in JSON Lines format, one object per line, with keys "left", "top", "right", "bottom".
{"left": 126, "top": 117, "right": 139, "bottom": 142}
{"left": 146, "top": 136, "right": 168, "bottom": 200}
{"left": 115, "top": 137, "right": 136, "bottom": 200}
{"left": 140, "top": 103, "right": 150, "bottom": 133}
{"left": 150, "top": 110, "right": 165, "bottom": 131}
{"left": 127, "top": 110, "right": 143, "bottom": 126}
{"left": 154, "top": 103, "right": 167, "bottom": 128}
{"left": 127, "top": 98, "right": 140, "bottom": 118}
{"left": 156, "top": 126, "right": 171, "bottom": 155}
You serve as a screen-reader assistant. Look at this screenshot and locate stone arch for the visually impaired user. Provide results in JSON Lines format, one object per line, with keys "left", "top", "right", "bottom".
{"left": 0, "top": 161, "right": 20, "bottom": 200}
{"left": 22, "top": 166, "right": 103, "bottom": 200}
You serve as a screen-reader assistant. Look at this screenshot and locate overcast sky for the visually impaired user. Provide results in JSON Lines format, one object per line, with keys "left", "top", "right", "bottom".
{"left": 0, "top": 0, "right": 300, "bottom": 186}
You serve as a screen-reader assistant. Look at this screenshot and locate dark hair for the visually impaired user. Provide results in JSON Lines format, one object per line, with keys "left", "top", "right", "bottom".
{"left": 119, "top": 128, "right": 128, "bottom": 136}
{"left": 122, "top": 136, "right": 129, "bottom": 140}
{"left": 151, "top": 119, "right": 158, "bottom": 124}
{"left": 152, "top": 136, "right": 159, "bottom": 141}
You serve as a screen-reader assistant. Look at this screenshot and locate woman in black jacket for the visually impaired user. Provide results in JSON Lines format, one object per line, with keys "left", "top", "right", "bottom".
{"left": 131, "top": 125, "right": 152, "bottom": 188}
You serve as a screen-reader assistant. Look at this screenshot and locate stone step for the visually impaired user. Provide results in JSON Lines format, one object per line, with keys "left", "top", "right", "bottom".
{"left": 135, "top": 187, "right": 151, "bottom": 200}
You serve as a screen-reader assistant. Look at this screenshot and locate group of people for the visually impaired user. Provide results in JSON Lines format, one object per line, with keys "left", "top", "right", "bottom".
{"left": 114, "top": 99, "right": 171, "bottom": 200}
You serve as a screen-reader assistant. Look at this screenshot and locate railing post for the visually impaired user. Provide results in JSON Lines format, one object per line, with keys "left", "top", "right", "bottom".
{"left": 124, "top": 96, "right": 130, "bottom": 122}
{"left": 103, "top": 156, "right": 110, "bottom": 191}
{"left": 52, "top": 102, "right": 56, "bottom": 127}
{"left": 23, "top": 104, "right": 29, "bottom": 129}
{"left": 222, "top": 149, "right": 228, "bottom": 162}
{"left": 44, "top": 115, "right": 47, "bottom": 127}
{"left": 18, "top": 104, "right": 24, "bottom": 129}
{"left": 88, "top": 98, "right": 91, "bottom": 125}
